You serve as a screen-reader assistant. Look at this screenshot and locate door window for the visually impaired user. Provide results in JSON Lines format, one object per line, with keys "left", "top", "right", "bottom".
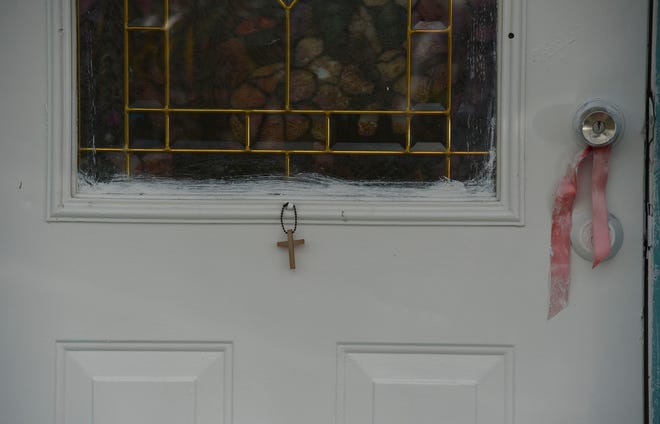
{"left": 49, "top": 0, "right": 522, "bottom": 223}
{"left": 78, "top": 0, "right": 497, "bottom": 188}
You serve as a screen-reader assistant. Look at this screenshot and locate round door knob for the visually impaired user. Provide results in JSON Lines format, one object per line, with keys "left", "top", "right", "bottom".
{"left": 570, "top": 213, "right": 624, "bottom": 262}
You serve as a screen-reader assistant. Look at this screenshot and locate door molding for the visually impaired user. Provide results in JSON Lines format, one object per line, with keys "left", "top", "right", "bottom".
{"left": 47, "top": 0, "right": 526, "bottom": 226}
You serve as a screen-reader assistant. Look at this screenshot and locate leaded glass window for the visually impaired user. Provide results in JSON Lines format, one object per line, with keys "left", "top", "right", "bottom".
{"left": 78, "top": 0, "right": 497, "bottom": 189}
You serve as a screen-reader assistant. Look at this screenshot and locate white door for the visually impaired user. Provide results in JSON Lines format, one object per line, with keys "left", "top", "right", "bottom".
{"left": 0, "top": 0, "right": 648, "bottom": 423}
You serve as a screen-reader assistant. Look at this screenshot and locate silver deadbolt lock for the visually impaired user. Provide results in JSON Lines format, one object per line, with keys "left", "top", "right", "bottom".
{"left": 573, "top": 100, "right": 624, "bottom": 147}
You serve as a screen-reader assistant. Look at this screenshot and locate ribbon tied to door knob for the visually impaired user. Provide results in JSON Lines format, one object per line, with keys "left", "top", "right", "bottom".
{"left": 548, "top": 100, "right": 624, "bottom": 319}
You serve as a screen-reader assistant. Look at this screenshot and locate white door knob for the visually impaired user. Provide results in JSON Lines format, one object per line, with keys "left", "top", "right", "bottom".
{"left": 571, "top": 213, "right": 624, "bottom": 262}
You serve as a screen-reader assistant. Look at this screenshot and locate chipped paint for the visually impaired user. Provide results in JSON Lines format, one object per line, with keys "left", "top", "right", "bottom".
{"left": 530, "top": 30, "right": 577, "bottom": 64}
{"left": 652, "top": 4, "right": 660, "bottom": 421}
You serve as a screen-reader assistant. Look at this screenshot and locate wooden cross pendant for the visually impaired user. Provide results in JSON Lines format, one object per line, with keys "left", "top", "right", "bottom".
{"left": 277, "top": 230, "right": 305, "bottom": 269}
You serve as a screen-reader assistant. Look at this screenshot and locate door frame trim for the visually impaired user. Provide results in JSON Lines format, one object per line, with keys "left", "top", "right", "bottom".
{"left": 47, "top": 0, "right": 526, "bottom": 226}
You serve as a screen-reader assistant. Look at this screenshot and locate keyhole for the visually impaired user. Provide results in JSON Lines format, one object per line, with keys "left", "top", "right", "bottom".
{"left": 592, "top": 120, "right": 606, "bottom": 135}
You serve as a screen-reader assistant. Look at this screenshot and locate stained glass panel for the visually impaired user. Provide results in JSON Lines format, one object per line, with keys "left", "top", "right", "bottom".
{"left": 78, "top": 0, "right": 497, "bottom": 186}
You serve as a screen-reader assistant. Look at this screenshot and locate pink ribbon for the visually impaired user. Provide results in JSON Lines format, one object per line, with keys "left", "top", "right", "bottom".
{"left": 548, "top": 145, "right": 612, "bottom": 319}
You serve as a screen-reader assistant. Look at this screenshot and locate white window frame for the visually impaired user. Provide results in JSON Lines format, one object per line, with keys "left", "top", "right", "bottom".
{"left": 47, "top": 0, "right": 525, "bottom": 225}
